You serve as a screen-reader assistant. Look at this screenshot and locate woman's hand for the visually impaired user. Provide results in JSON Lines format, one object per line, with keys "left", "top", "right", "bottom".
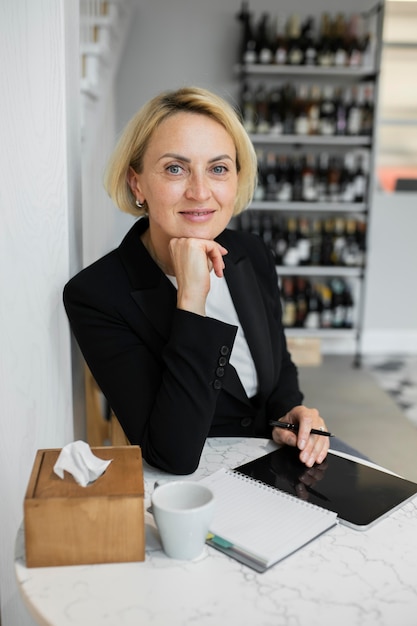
{"left": 169, "top": 237, "right": 228, "bottom": 316}
{"left": 271, "top": 405, "right": 330, "bottom": 467}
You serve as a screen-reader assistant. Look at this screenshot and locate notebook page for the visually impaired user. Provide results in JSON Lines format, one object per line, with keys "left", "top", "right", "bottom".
{"left": 200, "top": 468, "right": 338, "bottom": 566}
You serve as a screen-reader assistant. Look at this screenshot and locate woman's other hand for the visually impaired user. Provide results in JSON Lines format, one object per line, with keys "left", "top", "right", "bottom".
{"left": 271, "top": 405, "right": 330, "bottom": 467}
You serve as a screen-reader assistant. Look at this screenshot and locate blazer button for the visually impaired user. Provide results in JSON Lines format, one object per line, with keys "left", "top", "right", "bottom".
{"left": 240, "top": 417, "right": 253, "bottom": 428}
{"left": 218, "top": 356, "right": 227, "bottom": 367}
{"left": 220, "top": 345, "right": 229, "bottom": 356}
{"left": 213, "top": 379, "right": 222, "bottom": 390}
{"left": 216, "top": 367, "right": 225, "bottom": 377}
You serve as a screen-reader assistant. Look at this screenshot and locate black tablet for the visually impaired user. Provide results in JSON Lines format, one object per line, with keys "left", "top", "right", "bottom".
{"left": 234, "top": 447, "right": 417, "bottom": 530}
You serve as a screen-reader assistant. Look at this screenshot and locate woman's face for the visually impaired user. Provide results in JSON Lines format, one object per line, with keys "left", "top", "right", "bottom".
{"left": 131, "top": 112, "right": 238, "bottom": 245}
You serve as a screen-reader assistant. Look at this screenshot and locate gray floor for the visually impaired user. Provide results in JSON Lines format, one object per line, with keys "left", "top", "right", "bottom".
{"left": 298, "top": 355, "right": 417, "bottom": 483}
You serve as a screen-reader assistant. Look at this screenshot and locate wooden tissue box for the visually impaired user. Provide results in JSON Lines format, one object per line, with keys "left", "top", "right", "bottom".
{"left": 24, "top": 445, "right": 145, "bottom": 567}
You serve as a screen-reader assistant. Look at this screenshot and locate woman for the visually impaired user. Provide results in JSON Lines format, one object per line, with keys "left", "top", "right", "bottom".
{"left": 64, "top": 86, "right": 330, "bottom": 474}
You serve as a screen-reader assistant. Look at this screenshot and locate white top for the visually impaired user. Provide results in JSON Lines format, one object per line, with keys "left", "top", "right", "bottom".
{"left": 168, "top": 272, "right": 258, "bottom": 397}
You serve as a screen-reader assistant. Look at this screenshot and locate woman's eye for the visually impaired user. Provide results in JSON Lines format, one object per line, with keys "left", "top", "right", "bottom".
{"left": 166, "top": 164, "right": 183, "bottom": 175}
{"left": 212, "top": 165, "right": 228, "bottom": 174}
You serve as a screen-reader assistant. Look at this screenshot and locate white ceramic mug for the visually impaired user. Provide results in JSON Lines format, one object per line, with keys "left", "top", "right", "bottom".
{"left": 151, "top": 480, "right": 214, "bottom": 560}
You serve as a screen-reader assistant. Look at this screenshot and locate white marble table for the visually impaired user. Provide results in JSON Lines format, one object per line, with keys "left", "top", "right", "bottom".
{"left": 15, "top": 438, "right": 417, "bottom": 626}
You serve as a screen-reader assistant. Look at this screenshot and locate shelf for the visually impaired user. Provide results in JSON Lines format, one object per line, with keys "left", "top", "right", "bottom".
{"left": 238, "top": 64, "right": 377, "bottom": 79}
{"left": 249, "top": 134, "right": 372, "bottom": 147}
{"left": 383, "top": 41, "right": 417, "bottom": 50}
{"left": 380, "top": 119, "right": 417, "bottom": 127}
{"left": 249, "top": 201, "right": 367, "bottom": 213}
{"left": 234, "top": 3, "right": 384, "bottom": 361}
{"left": 277, "top": 266, "right": 363, "bottom": 278}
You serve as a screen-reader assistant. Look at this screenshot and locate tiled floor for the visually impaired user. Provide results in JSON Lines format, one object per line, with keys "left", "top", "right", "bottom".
{"left": 364, "top": 355, "right": 417, "bottom": 430}
{"left": 298, "top": 354, "right": 417, "bottom": 482}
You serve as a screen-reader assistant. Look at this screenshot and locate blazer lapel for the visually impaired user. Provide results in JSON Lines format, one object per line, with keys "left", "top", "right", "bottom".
{"left": 117, "top": 218, "right": 177, "bottom": 341}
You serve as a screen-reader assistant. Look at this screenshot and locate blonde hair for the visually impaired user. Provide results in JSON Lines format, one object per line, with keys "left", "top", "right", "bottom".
{"left": 104, "top": 86, "right": 258, "bottom": 217}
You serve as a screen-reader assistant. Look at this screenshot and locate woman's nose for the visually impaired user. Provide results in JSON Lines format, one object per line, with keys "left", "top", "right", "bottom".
{"left": 184, "top": 172, "right": 211, "bottom": 201}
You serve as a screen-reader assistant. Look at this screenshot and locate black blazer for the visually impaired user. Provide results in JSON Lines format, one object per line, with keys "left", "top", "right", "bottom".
{"left": 63, "top": 218, "right": 303, "bottom": 474}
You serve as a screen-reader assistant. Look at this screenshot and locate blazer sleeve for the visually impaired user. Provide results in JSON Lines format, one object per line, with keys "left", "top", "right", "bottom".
{"left": 63, "top": 262, "right": 238, "bottom": 475}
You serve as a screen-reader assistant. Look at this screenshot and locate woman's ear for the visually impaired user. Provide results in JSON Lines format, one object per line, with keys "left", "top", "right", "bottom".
{"left": 127, "top": 166, "right": 141, "bottom": 196}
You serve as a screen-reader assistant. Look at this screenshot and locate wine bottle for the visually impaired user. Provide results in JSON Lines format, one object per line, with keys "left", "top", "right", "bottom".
{"left": 261, "top": 213, "right": 274, "bottom": 249}
{"left": 333, "top": 13, "right": 348, "bottom": 67}
{"left": 329, "top": 278, "right": 346, "bottom": 328}
{"left": 319, "top": 283, "right": 333, "bottom": 328}
{"left": 276, "top": 155, "right": 292, "bottom": 202}
{"left": 297, "top": 217, "right": 312, "bottom": 264}
{"left": 356, "top": 220, "right": 367, "bottom": 266}
{"left": 339, "top": 152, "right": 356, "bottom": 203}
{"left": 253, "top": 149, "right": 266, "bottom": 201}
{"left": 317, "top": 13, "right": 334, "bottom": 67}
{"left": 307, "top": 85, "right": 321, "bottom": 135}
{"left": 320, "top": 218, "right": 334, "bottom": 266}
{"left": 290, "top": 156, "right": 303, "bottom": 202}
{"left": 309, "top": 219, "right": 322, "bottom": 265}
{"left": 346, "top": 14, "right": 362, "bottom": 67}
{"left": 286, "top": 14, "right": 304, "bottom": 65}
{"left": 335, "top": 87, "right": 347, "bottom": 136}
{"left": 357, "top": 14, "right": 371, "bottom": 67}
{"left": 265, "top": 151, "right": 279, "bottom": 201}
{"left": 319, "top": 85, "right": 336, "bottom": 136}
{"left": 281, "top": 277, "right": 297, "bottom": 327}
{"left": 302, "top": 17, "right": 317, "bottom": 66}
{"left": 317, "top": 152, "right": 329, "bottom": 202}
{"left": 240, "top": 81, "right": 256, "bottom": 133}
{"left": 281, "top": 83, "right": 296, "bottom": 135}
{"left": 353, "top": 154, "right": 366, "bottom": 202}
{"left": 249, "top": 211, "right": 261, "bottom": 236}
{"left": 269, "top": 86, "right": 284, "bottom": 135}
{"left": 331, "top": 217, "right": 347, "bottom": 265}
{"left": 301, "top": 154, "right": 318, "bottom": 202}
{"left": 282, "top": 217, "right": 300, "bottom": 266}
{"left": 304, "top": 283, "right": 322, "bottom": 329}
{"left": 273, "top": 216, "right": 288, "bottom": 264}
{"left": 254, "top": 83, "right": 270, "bottom": 134}
{"left": 361, "top": 84, "right": 374, "bottom": 136}
{"left": 237, "top": 2, "right": 257, "bottom": 64}
{"left": 327, "top": 155, "right": 341, "bottom": 202}
{"left": 274, "top": 15, "right": 288, "bottom": 65}
{"left": 342, "top": 219, "right": 361, "bottom": 266}
{"left": 295, "top": 277, "right": 308, "bottom": 327}
{"left": 256, "top": 13, "right": 274, "bottom": 64}
{"left": 294, "top": 84, "right": 310, "bottom": 135}
{"left": 347, "top": 86, "right": 363, "bottom": 136}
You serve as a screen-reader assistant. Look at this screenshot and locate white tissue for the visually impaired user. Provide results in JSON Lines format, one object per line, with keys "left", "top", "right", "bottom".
{"left": 53, "top": 441, "right": 112, "bottom": 487}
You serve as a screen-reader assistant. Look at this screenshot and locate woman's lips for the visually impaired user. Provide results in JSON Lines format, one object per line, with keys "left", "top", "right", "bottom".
{"left": 180, "top": 210, "right": 215, "bottom": 221}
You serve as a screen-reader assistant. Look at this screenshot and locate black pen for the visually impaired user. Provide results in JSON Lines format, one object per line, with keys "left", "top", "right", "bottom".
{"left": 269, "top": 420, "right": 335, "bottom": 438}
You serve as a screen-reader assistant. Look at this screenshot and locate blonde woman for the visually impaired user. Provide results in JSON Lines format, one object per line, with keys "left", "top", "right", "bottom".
{"left": 64, "top": 86, "right": 329, "bottom": 474}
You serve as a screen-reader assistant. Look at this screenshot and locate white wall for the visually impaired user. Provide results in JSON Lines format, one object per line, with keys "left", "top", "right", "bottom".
{"left": 363, "top": 0, "right": 417, "bottom": 353}
{"left": 362, "top": 190, "right": 417, "bottom": 353}
{"left": 115, "top": 0, "right": 417, "bottom": 355}
{"left": 0, "top": 2, "right": 81, "bottom": 624}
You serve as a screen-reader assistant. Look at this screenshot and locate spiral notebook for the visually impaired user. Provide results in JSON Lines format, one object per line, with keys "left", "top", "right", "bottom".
{"left": 199, "top": 467, "right": 338, "bottom": 572}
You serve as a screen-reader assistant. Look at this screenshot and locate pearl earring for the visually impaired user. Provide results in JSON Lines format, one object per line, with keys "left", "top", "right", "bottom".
{"left": 135, "top": 199, "right": 144, "bottom": 208}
